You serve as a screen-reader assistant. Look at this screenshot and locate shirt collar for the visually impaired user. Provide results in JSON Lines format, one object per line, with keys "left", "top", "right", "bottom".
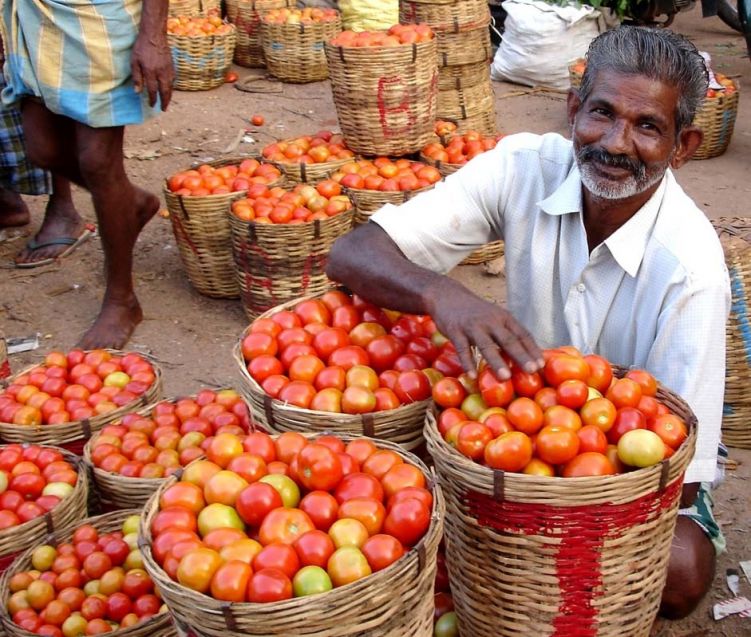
{"left": 538, "top": 163, "right": 670, "bottom": 278}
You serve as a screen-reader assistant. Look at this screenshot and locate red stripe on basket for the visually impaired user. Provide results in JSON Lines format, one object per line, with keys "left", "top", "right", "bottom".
{"left": 377, "top": 76, "right": 417, "bottom": 139}
{"left": 61, "top": 439, "right": 87, "bottom": 456}
{"left": 0, "top": 550, "right": 21, "bottom": 574}
{"left": 0, "top": 360, "right": 10, "bottom": 380}
{"left": 171, "top": 213, "right": 201, "bottom": 256}
{"left": 465, "top": 477, "right": 683, "bottom": 637}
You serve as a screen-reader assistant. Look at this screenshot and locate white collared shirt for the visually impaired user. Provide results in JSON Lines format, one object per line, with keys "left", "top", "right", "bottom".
{"left": 372, "top": 132, "right": 730, "bottom": 483}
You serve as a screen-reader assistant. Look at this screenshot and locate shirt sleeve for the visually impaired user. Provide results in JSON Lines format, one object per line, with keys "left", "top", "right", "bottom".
{"left": 645, "top": 273, "right": 730, "bottom": 484}
{"left": 370, "top": 138, "right": 515, "bottom": 274}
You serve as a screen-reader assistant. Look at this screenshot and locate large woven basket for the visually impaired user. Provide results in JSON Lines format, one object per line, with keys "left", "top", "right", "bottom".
{"left": 436, "top": 23, "right": 492, "bottom": 68}
{"left": 0, "top": 445, "right": 89, "bottom": 574}
{"left": 271, "top": 156, "right": 352, "bottom": 185}
{"left": 692, "top": 82, "right": 740, "bottom": 160}
{"left": 0, "top": 509, "right": 175, "bottom": 637}
{"left": 569, "top": 58, "right": 585, "bottom": 89}
{"left": 437, "top": 60, "right": 490, "bottom": 91}
{"left": 231, "top": 0, "right": 294, "bottom": 67}
{"left": 400, "top": 0, "right": 490, "bottom": 33}
{"left": 228, "top": 210, "right": 354, "bottom": 320}
{"left": 438, "top": 79, "right": 495, "bottom": 121}
{"left": 168, "top": 0, "right": 220, "bottom": 16}
{"left": 346, "top": 185, "right": 435, "bottom": 225}
{"left": 440, "top": 104, "right": 496, "bottom": 137}
{"left": 168, "top": 26, "right": 237, "bottom": 91}
{"left": 425, "top": 367, "right": 697, "bottom": 637}
{"left": 139, "top": 437, "right": 444, "bottom": 637}
{"left": 232, "top": 294, "right": 432, "bottom": 450}
{"left": 164, "top": 158, "right": 283, "bottom": 299}
{"left": 260, "top": 14, "right": 342, "bottom": 83}
{"left": 712, "top": 217, "right": 751, "bottom": 448}
{"left": 0, "top": 350, "right": 163, "bottom": 454}
{"left": 460, "top": 240, "right": 505, "bottom": 265}
{"left": 324, "top": 39, "right": 439, "bottom": 157}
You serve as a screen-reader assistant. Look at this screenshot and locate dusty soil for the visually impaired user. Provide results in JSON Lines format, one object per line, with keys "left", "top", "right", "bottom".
{"left": 1, "top": 6, "right": 749, "bottom": 636}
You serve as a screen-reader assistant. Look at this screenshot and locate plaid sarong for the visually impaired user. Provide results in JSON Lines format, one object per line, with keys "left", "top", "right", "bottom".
{"left": 0, "top": 69, "right": 49, "bottom": 194}
{"left": 0, "top": 0, "right": 158, "bottom": 128}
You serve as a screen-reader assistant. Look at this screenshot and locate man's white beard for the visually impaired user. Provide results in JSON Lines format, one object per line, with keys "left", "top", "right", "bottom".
{"left": 578, "top": 160, "right": 667, "bottom": 200}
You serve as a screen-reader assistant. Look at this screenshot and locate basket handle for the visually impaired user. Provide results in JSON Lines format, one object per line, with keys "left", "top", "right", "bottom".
{"left": 360, "top": 413, "right": 375, "bottom": 438}
{"left": 658, "top": 459, "right": 670, "bottom": 491}
{"left": 492, "top": 469, "right": 505, "bottom": 501}
{"left": 220, "top": 603, "right": 239, "bottom": 631}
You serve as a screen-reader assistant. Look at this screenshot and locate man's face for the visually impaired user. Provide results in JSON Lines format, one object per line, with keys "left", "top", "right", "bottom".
{"left": 570, "top": 71, "right": 680, "bottom": 201}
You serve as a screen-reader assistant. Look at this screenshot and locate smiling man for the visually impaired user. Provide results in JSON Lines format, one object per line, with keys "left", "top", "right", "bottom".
{"left": 327, "top": 26, "right": 729, "bottom": 618}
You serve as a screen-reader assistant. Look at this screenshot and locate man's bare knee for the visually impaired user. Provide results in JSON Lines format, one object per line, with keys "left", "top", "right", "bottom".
{"left": 660, "top": 517, "right": 715, "bottom": 619}
{"left": 76, "top": 128, "right": 126, "bottom": 186}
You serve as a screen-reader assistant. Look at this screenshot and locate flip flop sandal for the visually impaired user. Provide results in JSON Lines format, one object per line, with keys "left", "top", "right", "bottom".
{"left": 14, "top": 224, "right": 96, "bottom": 269}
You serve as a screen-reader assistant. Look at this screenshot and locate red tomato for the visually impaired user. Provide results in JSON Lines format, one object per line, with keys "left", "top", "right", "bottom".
{"left": 506, "top": 397, "right": 544, "bottom": 435}
{"left": 159, "top": 483, "right": 206, "bottom": 514}
{"left": 236, "top": 483, "right": 283, "bottom": 526}
{"left": 132, "top": 593, "right": 161, "bottom": 617}
{"left": 361, "top": 451, "right": 403, "bottom": 481}
{"left": 210, "top": 561, "right": 252, "bottom": 602}
{"left": 299, "top": 490, "right": 339, "bottom": 531}
{"left": 543, "top": 405, "right": 582, "bottom": 431}
{"left": 314, "top": 366, "right": 346, "bottom": 391}
{"left": 278, "top": 381, "right": 316, "bottom": 409}
{"left": 648, "top": 414, "right": 688, "bottom": 450}
{"left": 544, "top": 355, "right": 590, "bottom": 387}
{"left": 555, "top": 379, "right": 589, "bottom": 410}
{"left": 484, "top": 432, "right": 533, "bottom": 471}
{"left": 253, "top": 543, "right": 300, "bottom": 579}
{"left": 334, "top": 472, "right": 384, "bottom": 504}
{"left": 296, "top": 444, "right": 343, "bottom": 491}
{"left": 536, "top": 425, "right": 580, "bottom": 465}
{"left": 105, "top": 593, "right": 131, "bottom": 623}
{"left": 607, "top": 407, "right": 647, "bottom": 444}
{"left": 242, "top": 432, "right": 277, "bottom": 463}
{"left": 294, "top": 299, "right": 331, "bottom": 326}
{"left": 247, "top": 568, "right": 293, "bottom": 603}
{"left": 247, "top": 355, "right": 284, "bottom": 383}
{"left": 437, "top": 408, "right": 468, "bottom": 437}
{"left": 431, "top": 378, "right": 466, "bottom": 409}
{"left": 150, "top": 507, "right": 197, "bottom": 537}
{"left": 293, "top": 530, "right": 335, "bottom": 568}
{"left": 241, "top": 333, "right": 278, "bottom": 361}
{"left": 454, "top": 422, "right": 493, "bottom": 460}
{"left": 327, "top": 346, "right": 370, "bottom": 370}
{"left": 227, "top": 453, "right": 268, "bottom": 483}
{"left": 625, "top": 369, "right": 658, "bottom": 397}
{"left": 393, "top": 371, "right": 431, "bottom": 404}
{"left": 382, "top": 499, "right": 430, "bottom": 546}
{"left": 511, "top": 370, "right": 543, "bottom": 398}
{"left": 203, "top": 528, "right": 248, "bottom": 552}
{"left": 562, "top": 452, "right": 617, "bottom": 477}
{"left": 10, "top": 473, "right": 46, "bottom": 499}
{"left": 312, "top": 328, "right": 350, "bottom": 360}
{"left": 580, "top": 397, "right": 617, "bottom": 433}
{"left": 361, "top": 534, "right": 405, "bottom": 572}
{"left": 176, "top": 548, "right": 223, "bottom": 593}
{"left": 366, "top": 336, "right": 404, "bottom": 372}
{"left": 583, "top": 354, "right": 613, "bottom": 393}
{"left": 274, "top": 431, "right": 308, "bottom": 464}
{"left": 606, "top": 378, "right": 642, "bottom": 409}
{"left": 258, "top": 508, "right": 315, "bottom": 545}
{"left": 577, "top": 424, "right": 608, "bottom": 454}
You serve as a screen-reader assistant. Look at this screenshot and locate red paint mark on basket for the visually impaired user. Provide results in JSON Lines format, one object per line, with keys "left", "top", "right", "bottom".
{"left": 377, "top": 75, "right": 416, "bottom": 139}
{"left": 402, "top": 2, "right": 417, "bottom": 21}
{"left": 300, "top": 253, "right": 328, "bottom": 294}
{"left": 465, "top": 477, "right": 683, "bottom": 636}
{"left": 170, "top": 214, "right": 200, "bottom": 256}
{"left": 0, "top": 551, "right": 21, "bottom": 574}
{"left": 61, "top": 439, "right": 87, "bottom": 456}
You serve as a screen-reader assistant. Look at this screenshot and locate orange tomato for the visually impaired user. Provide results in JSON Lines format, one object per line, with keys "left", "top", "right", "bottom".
{"left": 176, "top": 548, "right": 223, "bottom": 593}
{"left": 535, "top": 425, "right": 580, "bottom": 466}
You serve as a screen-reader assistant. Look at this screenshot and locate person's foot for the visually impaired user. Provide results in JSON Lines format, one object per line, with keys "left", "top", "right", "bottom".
{"left": 78, "top": 295, "right": 144, "bottom": 349}
{"left": 0, "top": 187, "right": 31, "bottom": 228}
{"left": 14, "top": 194, "right": 85, "bottom": 264}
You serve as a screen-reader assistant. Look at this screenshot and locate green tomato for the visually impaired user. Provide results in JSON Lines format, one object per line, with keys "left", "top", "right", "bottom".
{"left": 259, "top": 474, "right": 300, "bottom": 508}
{"left": 121, "top": 514, "right": 140, "bottom": 535}
{"left": 460, "top": 393, "right": 487, "bottom": 421}
{"left": 292, "top": 566, "right": 333, "bottom": 597}
{"left": 434, "top": 611, "right": 459, "bottom": 637}
{"left": 617, "top": 429, "right": 665, "bottom": 468}
{"left": 103, "top": 371, "right": 130, "bottom": 388}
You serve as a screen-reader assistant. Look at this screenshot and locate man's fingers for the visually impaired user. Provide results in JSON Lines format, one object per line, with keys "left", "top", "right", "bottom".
{"left": 475, "top": 331, "right": 513, "bottom": 380}
{"left": 505, "top": 320, "right": 545, "bottom": 371}
{"left": 144, "top": 72, "right": 159, "bottom": 107}
{"left": 158, "top": 72, "right": 173, "bottom": 111}
{"left": 131, "top": 61, "right": 143, "bottom": 93}
{"left": 449, "top": 332, "right": 477, "bottom": 379}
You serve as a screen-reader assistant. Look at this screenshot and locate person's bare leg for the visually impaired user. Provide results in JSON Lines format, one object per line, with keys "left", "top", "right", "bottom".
{"left": 659, "top": 516, "right": 715, "bottom": 619}
{"left": 14, "top": 174, "right": 86, "bottom": 264}
{"left": 73, "top": 123, "right": 158, "bottom": 348}
{"left": 0, "top": 186, "right": 30, "bottom": 227}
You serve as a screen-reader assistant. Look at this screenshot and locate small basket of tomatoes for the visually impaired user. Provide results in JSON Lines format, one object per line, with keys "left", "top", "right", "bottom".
{"left": 424, "top": 349, "right": 697, "bottom": 637}
{"left": 137, "top": 430, "right": 444, "bottom": 637}
{"left": 228, "top": 0, "right": 295, "bottom": 68}
{"left": 83, "top": 389, "right": 254, "bottom": 510}
{"left": 261, "top": 131, "right": 356, "bottom": 185}
{"left": 324, "top": 25, "right": 438, "bottom": 157}
{"left": 232, "top": 289, "right": 444, "bottom": 450}
{"left": 0, "top": 349, "right": 163, "bottom": 454}
{"left": 692, "top": 73, "right": 740, "bottom": 160}
{"left": 168, "top": 0, "right": 220, "bottom": 17}
{"left": 227, "top": 180, "right": 354, "bottom": 320}
{"left": 0, "top": 510, "right": 175, "bottom": 637}
{"left": 164, "top": 157, "right": 283, "bottom": 299}
{"left": 0, "top": 444, "right": 89, "bottom": 575}
{"left": 328, "top": 158, "right": 442, "bottom": 226}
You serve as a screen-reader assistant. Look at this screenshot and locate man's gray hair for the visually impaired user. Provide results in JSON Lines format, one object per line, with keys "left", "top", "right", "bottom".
{"left": 578, "top": 26, "right": 708, "bottom": 133}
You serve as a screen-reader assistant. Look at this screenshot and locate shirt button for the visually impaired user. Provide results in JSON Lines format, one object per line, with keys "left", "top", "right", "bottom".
{"left": 577, "top": 283, "right": 586, "bottom": 293}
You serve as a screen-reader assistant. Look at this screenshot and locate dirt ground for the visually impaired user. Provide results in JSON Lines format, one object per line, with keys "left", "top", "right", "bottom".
{"left": 1, "top": 6, "right": 750, "bottom": 636}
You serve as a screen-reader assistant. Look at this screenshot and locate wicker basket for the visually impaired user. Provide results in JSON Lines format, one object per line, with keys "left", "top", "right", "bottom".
{"left": 0, "top": 445, "right": 89, "bottom": 574}
{"left": 168, "top": 0, "right": 220, "bottom": 16}
{"left": 228, "top": 209, "right": 354, "bottom": 320}
{"left": 0, "top": 510, "right": 176, "bottom": 637}
{"left": 460, "top": 240, "right": 505, "bottom": 265}
{"left": 436, "top": 23, "right": 491, "bottom": 68}
{"left": 425, "top": 367, "right": 697, "bottom": 637}
{"left": 438, "top": 79, "right": 494, "bottom": 121}
{"left": 260, "top": 15, "right": 342, "bottom": 83}
{"left": 692, "top": 82, "right": 740, "bottom": 160}
{"left": 437, "top": 60, "right": 490, "bottom": 91}
{"left": 164, "top": 158, "right": 283, "bottom": 299}
{"left": 232, "top": 294, "right": 432, "bottom": 450}
{"left": 440, "top": 105, "right": 496, "bottom": 137}
{"left": 271, "top": 156, "right": 352, "bottom": 185}
{"left": 400, "top": 0, "right": 490, "bottom": 33}
{"left": 712, "top": 217, "right": 751, "bottom": 448}
{"left": 324, "top": 39, "right": 439, "bottom": 157}
{"left": 569, "top": 58, "right": 585, "bottom": 89}
{"left": 168, "top": 26, "right": 237, "bottom": 91}
{"left": 139, "top": 438, "right": 444, "bottom": 637}
{"left": 347, "top": 185, "right": 436, "bottom": 225}
{"left": 0, "top": 351, "right": 163, "bottom": 454}
{"left": 231, "top": 0, "right": 294, "bottom": 67}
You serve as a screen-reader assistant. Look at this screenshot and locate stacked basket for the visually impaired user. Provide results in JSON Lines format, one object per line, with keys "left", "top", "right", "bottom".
{"left": 228, "top": 0, "right": 295, "bottom": 68}
{"left": 712, "top": 217, "right": 751, "bottom": 449}
{"left": 400, "top": 0, "right": 496, "bottom": 135}
{"left": 692, "top": 78, "right": 740, "bottom": 160}
{"left": 168, "top": 0, "right": 219, "bottom": 17}
{"left": 167, "top": 21, "right": 237, "bottom": 91}
{"left": 425, "top": 366, "right": 698, "bottom": 636}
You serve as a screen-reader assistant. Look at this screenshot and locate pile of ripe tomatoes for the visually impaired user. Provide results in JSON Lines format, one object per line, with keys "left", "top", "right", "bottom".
{"left": 166, "top": 160, "right": 282, "bottom": 197}
{"left": 329, "top": 158, "right": 442, "bottom": 193}
{"left": 261, "top": 131, "right": 354, "bottom": 166}
{"left": 149, "top": 431, "right": 432, "bottom": 602}
{"left": 330, "top": 24, "right": 434, "bottom": 47}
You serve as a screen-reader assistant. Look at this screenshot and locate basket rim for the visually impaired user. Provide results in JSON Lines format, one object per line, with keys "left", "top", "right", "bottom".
{"left": 323, "top": 37, "right": 438, "bottom": 54}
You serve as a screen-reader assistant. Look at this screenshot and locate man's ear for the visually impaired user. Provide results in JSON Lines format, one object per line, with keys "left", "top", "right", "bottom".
{"left": 567, "top": 89, "right": 582, "bottom": 129}
{"left": 670, "top": 126, "right": 703, "bottom": 168}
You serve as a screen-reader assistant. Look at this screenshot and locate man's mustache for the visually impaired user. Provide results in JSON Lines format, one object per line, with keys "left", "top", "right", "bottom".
{"left": 577, "top": 146, "right": 645, "bottom": 180}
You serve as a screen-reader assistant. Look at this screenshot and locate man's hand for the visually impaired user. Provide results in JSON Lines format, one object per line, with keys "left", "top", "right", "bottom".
{"left": 427, "top": 286, "right": 545, "bottom": 380}
{"left": 131, "top": 31, "right": 174, "bottom": 110}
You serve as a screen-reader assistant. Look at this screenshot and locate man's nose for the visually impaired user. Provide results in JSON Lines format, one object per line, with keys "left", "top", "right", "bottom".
{"left": 600, "top": 120, "right": 633, "bottom": 156}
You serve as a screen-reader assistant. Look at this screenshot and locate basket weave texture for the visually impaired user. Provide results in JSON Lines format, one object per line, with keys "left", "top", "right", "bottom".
{"left": 692, "top": 83, "right": 739, "bottom": 160}
{"left": 324, "top": 39, "right": 439, "bottom": 156}
{"left": 0, "top": 351, "right": 163, "bottom": 452}
{"left": 0, "top": 446, "right": 89, "bottom": 572}
{"left": 168, "top": 0, "right": 219, "bottom": 16}
{"left": 438, "top": 79, "right": 494, "bottom": 120}
{"left": 0, "top": 510, "right": 175, "bottom": 637}
{"left": 164, "top": 158, "right": 283, "bottom": 299}
{"left": 260, "top": 15, "right": 342, "bottom": 83}
{"left": 425, "top": 366, "right": 697, "bottom": 637}
{"left": 228, "top": 210, "right": 354, "bottom": 320}
{"left": 139, "top": 439, "right": 444, "bottom": 637}
{"left": 712, "top": 217, "right": 751, "bottom": 448}
{"left": 460, "top": 240, "right": 504, "bottom": 265}
{"left": 346, "top": 184, "right": 435, "bottom": 225}
{"left": 437, "top": 60, "right": 490, "bottom": 91}
{"left": 271, "top": 156, "right": 351, "bottom": 185}
{"left": 168, "top": 27, "right": 237, "bottom": 91}
{"left": 400, "top": 0, "right": 490, "bottom": 33}
{"left": 436, "top": 24, "right": 491, "bottom": 68}
{"left": 230, "top": 0, "right": 294, "bottom": 67}
{"left": 232, "top": 293, "right": 431, "bottom": 450}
